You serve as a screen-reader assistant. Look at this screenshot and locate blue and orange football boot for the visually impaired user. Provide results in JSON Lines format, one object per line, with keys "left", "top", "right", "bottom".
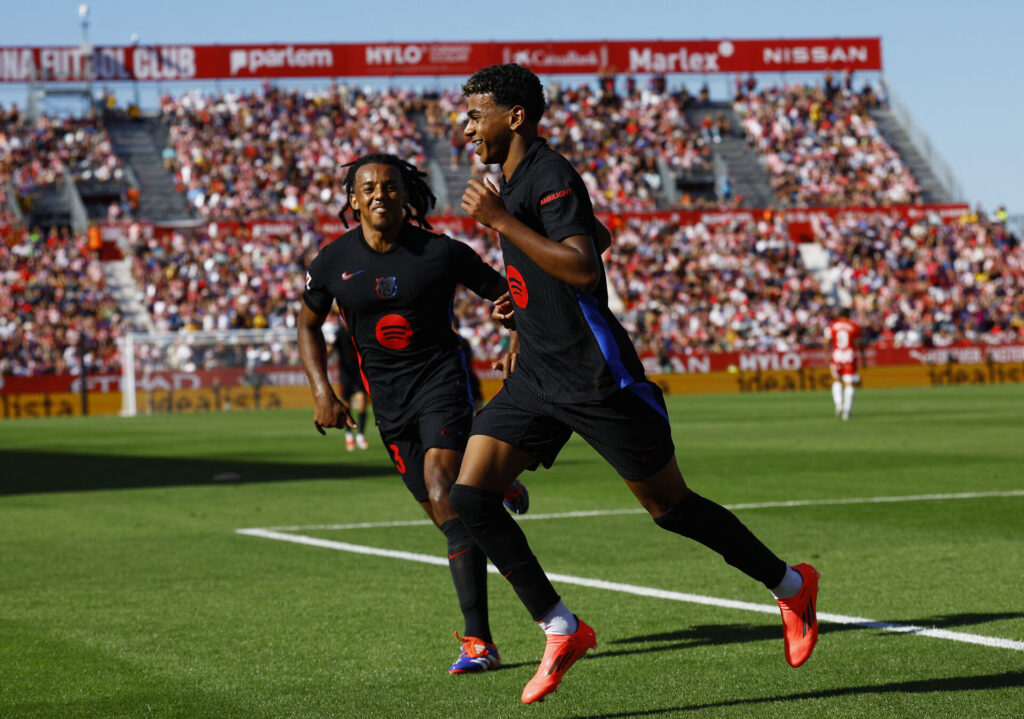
{"left": 502, "top": 478, "right": 530, "bottom": 515}
{"left": 448, "top": 632, "right": 501, "bottom": 674}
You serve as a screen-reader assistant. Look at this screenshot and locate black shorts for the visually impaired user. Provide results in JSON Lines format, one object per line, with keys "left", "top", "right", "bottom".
{"left": 379, "top": 396, "right": 474, "bottom": 503}
{"left": 471, "top": 379, "right": 675, "bottom": 481}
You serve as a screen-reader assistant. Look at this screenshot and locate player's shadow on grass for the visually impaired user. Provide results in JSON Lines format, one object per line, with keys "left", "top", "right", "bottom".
{"left": 569, "top": 671, "right": 1024, "bottom": 718}
{"left": 0, "top": 450, "right": 395, "bottom": 495}
{"left": 601, "top": 611, "right": 1024, "bottom": 657}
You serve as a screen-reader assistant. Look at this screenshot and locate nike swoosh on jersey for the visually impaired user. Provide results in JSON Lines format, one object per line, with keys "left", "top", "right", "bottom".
{"left": 341, "top": 270, "right": 364, "bottom": 280}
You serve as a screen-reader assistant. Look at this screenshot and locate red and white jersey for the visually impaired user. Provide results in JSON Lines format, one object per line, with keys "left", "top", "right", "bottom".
{"left": 825, "top": 318, "right": 860, "bottom": 375}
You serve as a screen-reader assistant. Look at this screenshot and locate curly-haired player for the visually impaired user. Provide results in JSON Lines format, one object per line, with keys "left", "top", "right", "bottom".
{"left": 451, "top": 64, "right": 820, "bottom": 704}
{"left": 299, "top": 152, "right": 529, "bottom": 674}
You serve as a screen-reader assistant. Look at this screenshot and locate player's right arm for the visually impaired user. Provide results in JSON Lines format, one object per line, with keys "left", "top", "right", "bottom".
{"left": 461, "top": 178, "right": 602, "bottom": 293}
{"left": 298, "top": 302, "right": 355, "bottom": 434}
{"left": 491, "top": 330, "right": 520, "bottom": 379}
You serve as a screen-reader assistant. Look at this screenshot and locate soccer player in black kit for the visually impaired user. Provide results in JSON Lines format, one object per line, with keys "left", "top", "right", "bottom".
{"left": 450, "top": 64, "right": 820, "bottom": 704}
{"left": 298, "top": 153, "right": 527, "bottom": 674}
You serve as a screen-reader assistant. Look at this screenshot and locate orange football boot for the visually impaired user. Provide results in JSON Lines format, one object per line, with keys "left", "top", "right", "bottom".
{"left": 776, "top": 563, "right": 820, "bottom": 667}
{"left": 521, "top": 616, "right": 597, "bottom": 704}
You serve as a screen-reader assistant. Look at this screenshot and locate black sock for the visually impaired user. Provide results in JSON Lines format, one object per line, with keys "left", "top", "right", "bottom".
{"left": 440, "top": 518, "right": 490, "bottom": 642}
{"left": 653, "top": 491, "right": 787, "bottom": 588}
{"left": 356, "top": 410, "right": 367, "bottom": 434}
{"left": 449, "top": 484, "right": 560, "bottom": 621}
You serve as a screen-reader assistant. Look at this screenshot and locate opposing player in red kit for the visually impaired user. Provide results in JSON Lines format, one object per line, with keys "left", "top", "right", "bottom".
{"left": 298, "top": 153, "right": 528, "bottom": 674}
{"left": 449, "top": 64, "right": 820, "bottom": 704}
{"left": 825, "top": 307, "right": 865, "bottom": 420}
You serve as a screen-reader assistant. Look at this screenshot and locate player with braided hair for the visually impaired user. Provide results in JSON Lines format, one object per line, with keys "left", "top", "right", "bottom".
{"left": 299, "top": 153, "right": 529, "bottom": 675}
{"left": 338, "top": 153, "right": 437, "bottom": 231}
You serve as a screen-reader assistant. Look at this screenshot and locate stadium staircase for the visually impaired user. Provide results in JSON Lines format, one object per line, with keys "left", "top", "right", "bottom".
{"left": 413, "top": 111, "right": 472, "bottom": 214}
{"left": 107, "top": 115, "right": 192, "bottom": 222}
{"left": 869, "top": 108, "right": 952, "bottom": 203}
{"left": 101, "top": 257, "right": 154, "bottom": 332}
{"left": 685, "top": 102, "right": 776, "bottom": 208}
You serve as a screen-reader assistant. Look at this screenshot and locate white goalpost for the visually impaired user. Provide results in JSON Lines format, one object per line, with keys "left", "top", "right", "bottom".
{"left": 118, "top": 327, "right": 329, "bottom": 417}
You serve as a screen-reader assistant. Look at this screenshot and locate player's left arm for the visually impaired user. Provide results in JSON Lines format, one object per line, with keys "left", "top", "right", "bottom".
{"left": 461, "top": 178, "right": 602, "bottom": 293}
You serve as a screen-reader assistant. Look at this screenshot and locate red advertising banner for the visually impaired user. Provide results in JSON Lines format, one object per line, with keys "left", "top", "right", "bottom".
{"left": 2, "top": 343, "right": 1022, "bottom": 396}
{"left": 0, "top": 37, "right": 882, "bottom": 83}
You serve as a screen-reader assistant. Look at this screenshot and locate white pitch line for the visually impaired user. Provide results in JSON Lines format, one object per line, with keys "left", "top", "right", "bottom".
{"left": 236, "top": 527, "right": 1024, "bottom": 653}
{"left": 257, "top": 489, "right": 1024, "bottom": 531}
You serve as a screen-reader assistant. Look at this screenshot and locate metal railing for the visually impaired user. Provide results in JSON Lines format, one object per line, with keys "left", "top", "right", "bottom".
{"left": 426, "top": 159, "right": 450, "bottom": 211}
{"left": 61, "top": 166, "right": 89, "bottom": 233}
{"left": 713, "top": 152, "right": 730, "bottom": 201}
{"left": 656, "top": 157, "right": 679, "bottom": 206}
{"left": 3, "top": 179, "right": 24, "bottom": 224}
{"left": 880, "top": 79, "right": 964, "bottom": 203}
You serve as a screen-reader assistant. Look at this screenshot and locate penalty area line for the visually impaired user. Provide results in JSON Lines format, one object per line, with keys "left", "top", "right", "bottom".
{"left": 257, "top": 489, "right": 1024, "bottom": 531}
{"left": 236, "top": 527, "right": 1024, "bottom": 653}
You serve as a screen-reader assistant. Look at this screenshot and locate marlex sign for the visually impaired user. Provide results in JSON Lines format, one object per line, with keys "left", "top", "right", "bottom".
{"left": 0, "top": 37, "right": 882, "bottom": 83}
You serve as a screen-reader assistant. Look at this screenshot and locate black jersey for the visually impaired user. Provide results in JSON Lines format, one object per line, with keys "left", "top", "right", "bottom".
{"left": 303, "top": 224, "right": 503, "bottom": 423}
{"left": 498, "top": 138, "right": 648, "bottom": 402}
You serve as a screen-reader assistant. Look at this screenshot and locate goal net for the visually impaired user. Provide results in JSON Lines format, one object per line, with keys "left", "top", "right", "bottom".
{"left": 118, "top": 326, "right": 339, "bottom": 417}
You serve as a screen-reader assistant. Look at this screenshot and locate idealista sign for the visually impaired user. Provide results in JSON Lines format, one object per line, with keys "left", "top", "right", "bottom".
{"left": 0, "top": 37, "right": 881, "bottom": 82}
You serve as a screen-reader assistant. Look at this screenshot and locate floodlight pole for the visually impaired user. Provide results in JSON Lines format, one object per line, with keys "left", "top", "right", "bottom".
{"left": 79, "top": 4, "right": 94, "bottom": 107}
{"left": 130, "top": 33, "right": 140, "bottom": 109}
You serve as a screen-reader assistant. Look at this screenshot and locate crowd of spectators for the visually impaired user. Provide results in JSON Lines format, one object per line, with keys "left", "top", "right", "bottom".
{"left": 129, "top": 222, "right": 316, "bottom": 334}
{"left": 3, "top": 208, "right": 1020, "bottom": 376}
{"left": 733, "top": 77, "right": 922, "bottom": 207}
{"left": 3, "top": 80, "right": 1022, "bottom": 379}
{"left": 0, "top": 104, "right": 125, "bottom": 194}
{"left": 815, "top": 211, "right": 1023, "bottom": 349}
{"left": 160, "top": 84, "right": 426, "bottom": 221}
{"left": 0, "top": 227, "right": 122, "bottom": 377}
{"left": 602, "top": 213, "right": 823, "bottom": 359}
{"left": 452, "top": 210, "right": 1022, "bottom": 363}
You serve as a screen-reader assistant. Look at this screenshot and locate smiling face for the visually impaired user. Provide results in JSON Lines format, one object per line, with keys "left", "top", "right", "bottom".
{"left": 348, "top": 163, "right": 407, "bottom": 234}
{"left": 463, "top": 93, "right": 514, "bottom": 166}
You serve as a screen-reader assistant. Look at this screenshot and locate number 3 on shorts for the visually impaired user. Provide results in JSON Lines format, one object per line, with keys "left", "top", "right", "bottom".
{"left": 388, "top": 443, "right": 406, "bottom": 474}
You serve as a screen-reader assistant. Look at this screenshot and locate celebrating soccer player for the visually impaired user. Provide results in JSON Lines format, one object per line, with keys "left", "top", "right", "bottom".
{"left": 450, "top": 64, "right": 820, "bottom": 704}
{"left": 298, "top": 153, "right": 528, "bottom": 674}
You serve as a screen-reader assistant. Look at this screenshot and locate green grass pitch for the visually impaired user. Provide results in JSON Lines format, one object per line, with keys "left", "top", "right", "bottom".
{"left": 2, "top": 384, "right": 1023, "bottom": 718}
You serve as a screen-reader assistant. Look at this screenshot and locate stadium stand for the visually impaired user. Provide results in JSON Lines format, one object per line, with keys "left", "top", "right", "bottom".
{"left": 159, "top": 85, "right": 426, "bottom": 220}
{"left": 0, "top": 227, "right": 123, "bottom": 376}
{"left": 814, "top": 211, "right": 1023, "bottom": 348}
{"left": 732, "top": 80, "right": 925, "bottom": 207}
{"left": 1, "top": 73, "right": 1021, "bottom": 380}
{"left": 1, "top": 106, "right": 130, "bottom": 228}
{"left": 128, "top": 223, "right": 314, "bottom": 333}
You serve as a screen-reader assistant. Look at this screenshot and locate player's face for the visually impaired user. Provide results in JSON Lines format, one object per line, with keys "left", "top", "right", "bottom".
{"left": 349, "top": 163, "right": 407, "bottom": 232}
{"left": 464, "top": 93, "right": 513, "bottom": 165}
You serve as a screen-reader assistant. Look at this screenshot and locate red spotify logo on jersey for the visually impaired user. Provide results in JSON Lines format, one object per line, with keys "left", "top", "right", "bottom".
{"left": 375, "top": 314, "right": 413, "bottom": 350}
{"left": 507, "top": 265, "right": 528, "bottom": 308}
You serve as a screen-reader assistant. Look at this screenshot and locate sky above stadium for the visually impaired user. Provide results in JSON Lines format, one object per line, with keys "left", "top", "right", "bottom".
{"left": 2, "top": 0, "right": 1021, "bottom": 215}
